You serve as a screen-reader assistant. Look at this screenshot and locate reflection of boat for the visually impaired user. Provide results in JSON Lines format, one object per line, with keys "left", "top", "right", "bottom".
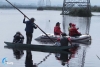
{"left": 4, "top": 42, "right": 73, "bottom": 54}
{"left": 35, "top": 33, "right": 91, "bottom": 43}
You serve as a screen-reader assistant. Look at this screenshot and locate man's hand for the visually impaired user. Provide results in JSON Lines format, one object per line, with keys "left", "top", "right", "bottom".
{"left": 36, "top": 25, "right": 38, "bottom": 27}
{"left": 77, "top": 28, "right": 79, "bottom": 30}
{"left": 24, "top": 15, "right": 26, "bottom": 18}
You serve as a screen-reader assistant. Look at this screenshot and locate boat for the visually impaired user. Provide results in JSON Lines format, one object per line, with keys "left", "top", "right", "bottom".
{"left": 4, "top": 42, "right": 73, "bottom": 54}
{"left": 35, "top": 33, "right": 91, "bottom": 43}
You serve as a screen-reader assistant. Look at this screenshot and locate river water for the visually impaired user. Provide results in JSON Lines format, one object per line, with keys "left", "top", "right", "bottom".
{"left": 0, "top": 9, "right": 100, "bottom": 67}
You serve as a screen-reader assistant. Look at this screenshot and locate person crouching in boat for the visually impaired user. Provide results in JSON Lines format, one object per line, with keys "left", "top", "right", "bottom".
{"left": 12, "top": 31, "right": 24, "bottom": 59}
{"left": 69, "top": 24, "right": 81, "bottom": 37}
{"left": 13, "top": 31, "right": 24, "bottom": 43}
{"left": 54, "top": 22, "right": 62, "bottom": 36}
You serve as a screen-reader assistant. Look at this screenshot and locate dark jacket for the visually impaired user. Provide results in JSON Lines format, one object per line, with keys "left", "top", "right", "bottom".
{"left": 60, "top": 36, "right": 69, "bottom": 46}
{"left": 13, "top": 34, "right": 24, "bottom": 43}
{"left": 23, "top": 18, "right": 37, "bottom": 33}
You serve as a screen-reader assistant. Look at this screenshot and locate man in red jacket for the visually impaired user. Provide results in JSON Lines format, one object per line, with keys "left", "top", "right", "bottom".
{"left": 69, "top": 24, "right": 81, "bottom": 37}
{"left": 54, "top": 22, "right": 62, "bottom": 35}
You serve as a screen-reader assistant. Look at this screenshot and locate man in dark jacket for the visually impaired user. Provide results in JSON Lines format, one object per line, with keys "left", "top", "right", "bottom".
{"left": 23, "top": 16, "right": 37, "bottom": 44}
{"left": 60, "top": 33, "right": 72, "bottom": 46}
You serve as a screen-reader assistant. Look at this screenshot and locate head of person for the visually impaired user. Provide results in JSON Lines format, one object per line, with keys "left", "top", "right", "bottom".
{"left": 61, "top": 33, "right": 67, "bottom": 36}
{"left": 71, "top": 24, "right": 76, "bottom": 27}
{"left": 30, "top": 18, "right": 35, "bottom": 22}
{"left": 16, "top": 31, "right": 21, "bottom": 35}
{"left": 56, "top": 22, "right": 60, "bottom": 26}
{"left": 69, "top": 23, "right": 72, "bottom": 27}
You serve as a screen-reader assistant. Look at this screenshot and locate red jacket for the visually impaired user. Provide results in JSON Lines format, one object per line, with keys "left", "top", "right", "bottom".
{"left": 54, "top": 26, "right": 62, "bottom": 35}
{"left": 69, "top": 27, "right": 80, "bottom": 36}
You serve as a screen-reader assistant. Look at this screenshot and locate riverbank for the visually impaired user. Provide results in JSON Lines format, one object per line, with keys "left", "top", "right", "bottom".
{"left": 0, "top": 6, "right": 100, "bottom": 12}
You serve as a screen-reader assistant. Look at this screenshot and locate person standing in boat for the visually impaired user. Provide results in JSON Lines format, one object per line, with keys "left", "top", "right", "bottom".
{"left": 60, "top": 33, "right": 72, "bottom": 46}
{"left": 23, "top": 16, "right": 37, "bottom": 44}
{"left": 54, "top": 22, "right": 62, "bottom": 36}
{"left": 69, "top": 24, "right": 81, "bottom": 37}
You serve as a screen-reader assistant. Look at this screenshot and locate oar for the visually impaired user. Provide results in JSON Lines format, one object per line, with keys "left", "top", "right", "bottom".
{"left": 96, "top": 55, "right": 100, "bottom": 60}
{"left": 6, "top": 0, "right": 55, "bottom": 43}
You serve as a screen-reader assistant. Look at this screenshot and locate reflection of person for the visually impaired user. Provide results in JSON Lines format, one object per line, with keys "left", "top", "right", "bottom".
{"left": 13, "top": 31, "right": 24, "bottom": 59}
{"left": 55, "top": 44, "right": 79, "bottom": 66}
{"left": 13, "top": 50, "right": 24, "bottom": 60}
{"left": 55, "top": 53, "right": 72, "bottom": 66}
{"left": 25, "top": 51, "right": 37, "bottom": 67}
{"left": 69, "top": 24, "right": 81, "bottom": 37}
{"left": 23, "top": 16, "right": 37, "bottom": 44}
{"left": 54, "top": 22, "right": 62, "bottom": 35}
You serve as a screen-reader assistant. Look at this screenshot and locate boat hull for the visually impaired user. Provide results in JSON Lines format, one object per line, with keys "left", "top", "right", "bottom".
{"left": 4, "top": 42, "right": 73, "bottom": 54}
{"left": 35, "top": 34, "right": 91, "bottom": 44}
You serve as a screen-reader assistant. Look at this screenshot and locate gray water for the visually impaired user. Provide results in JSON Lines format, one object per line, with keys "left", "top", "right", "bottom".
{"left": 0, "top": 9, "right": 100, "bottom": 67}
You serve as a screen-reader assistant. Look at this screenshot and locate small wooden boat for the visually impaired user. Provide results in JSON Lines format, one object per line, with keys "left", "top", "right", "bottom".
{"left": 4, "top": 42, "right": 73, "bottom": 54}
{"left": 35, "top": 33, "right": 91, "bottom": 43}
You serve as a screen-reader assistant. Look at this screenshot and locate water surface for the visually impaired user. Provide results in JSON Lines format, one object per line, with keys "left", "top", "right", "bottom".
{"left": 0, "top": 9, "right": 100, "bottom": 67}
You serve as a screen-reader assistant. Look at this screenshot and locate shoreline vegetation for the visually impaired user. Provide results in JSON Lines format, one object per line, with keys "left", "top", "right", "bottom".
{"left": 0, "top": 5, "right": 100, "bottom": 17}
{"left": 0, "top": 5, "right": 100, "bottom": 12}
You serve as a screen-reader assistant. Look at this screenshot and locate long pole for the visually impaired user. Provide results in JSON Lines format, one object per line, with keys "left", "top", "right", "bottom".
{"left": 96, "top": 55, "right": 100, "bottom": 60}
{"left": 6, "top": 0, "right": 55, "bottom": 43}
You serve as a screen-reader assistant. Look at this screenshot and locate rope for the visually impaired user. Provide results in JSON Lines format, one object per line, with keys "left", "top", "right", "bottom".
{"left": 36, "top": 53, "right": 52, "bottom": 66}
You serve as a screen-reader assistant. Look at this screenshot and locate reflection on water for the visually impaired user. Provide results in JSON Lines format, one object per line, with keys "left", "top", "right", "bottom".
{"left": 12, "top": 43, "right": 81, "bottom": 67}
{"left": 25, "top": 51, "right": 37, "bottom": 67}
{"left": 13, "top": 49, "right": 24, "bottom": 60}
{"left": 62, "top": 15, "right": 91, "bottom": 67}
{"left": 2, "top": 9, "right": 100, "bottom": 67}
{"left": 55, "top": 44, "right": 79, "bottom": 66}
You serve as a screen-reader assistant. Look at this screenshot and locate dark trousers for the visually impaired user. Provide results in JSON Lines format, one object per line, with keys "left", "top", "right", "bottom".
{"left": 26, "top": 32, "right": 32, "bottom": 44}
